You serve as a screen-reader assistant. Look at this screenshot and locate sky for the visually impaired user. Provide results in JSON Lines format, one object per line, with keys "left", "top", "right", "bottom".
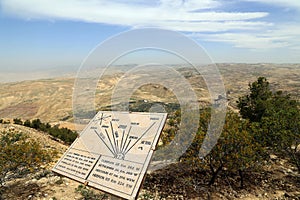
{"left": 0, "top": 0, "right": 300, "bottom": 73}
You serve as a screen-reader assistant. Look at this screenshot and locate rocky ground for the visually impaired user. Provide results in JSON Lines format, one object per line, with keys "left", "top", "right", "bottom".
{"left": 1, "top": 157, "right": 299, "bottom": 200}
{"left": 142, "top": 160, "right": 300, "bottom": 200}
{"left": 1, "top": 124, "right": 299, "bottom": 200}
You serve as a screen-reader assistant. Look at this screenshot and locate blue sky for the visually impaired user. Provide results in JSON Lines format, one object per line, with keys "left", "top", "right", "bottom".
{"left": 0, "top": 0, "right": 300, "bottom": 72}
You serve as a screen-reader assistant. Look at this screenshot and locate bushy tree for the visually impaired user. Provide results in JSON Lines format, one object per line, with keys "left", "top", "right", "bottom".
{"left": 237, "top": 77, "right": 272, "bottom": 122}
{"left": 23, "top": 119, "right": 31, "bottom": 127}
{"left": 238, "top": 77, "right": 300, "bottom": 171}
{"left": 182, "top": 110, "right": 264, "bottom": 187}
{"left": 31, "top": 119, "right": 42, "bottom": 129}
{"left": 206, "top": 112, "right": 263, "bottom": 187}
{"left": 260, "top": 91, "right": 300, "bottom": 170}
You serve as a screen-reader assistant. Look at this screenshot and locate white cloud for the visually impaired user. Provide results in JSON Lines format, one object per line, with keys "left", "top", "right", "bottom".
{"left": 142, "top": 21, "right": 272, "bottom": 32}
{"left": 243, "top": 0, "right": 300, "bottom": 10}
{"left": 191, "top": 24, "right": 300, "bottom": 50}
{"left": 1, "top": 0, "right": 299, "bottom": 51}
{"left": 0, "top": 0, "right": 268, "bottom": 32}
{"left": 198, "top": 33, "right": 289, "bottom": 49}
{"left": 159, "top": 0, "right": 221, "bottom": 10}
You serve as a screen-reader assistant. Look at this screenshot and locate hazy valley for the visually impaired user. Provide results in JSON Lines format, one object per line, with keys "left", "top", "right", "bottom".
{"left": 0, "top": 63, "right": 299, "bottom": 125}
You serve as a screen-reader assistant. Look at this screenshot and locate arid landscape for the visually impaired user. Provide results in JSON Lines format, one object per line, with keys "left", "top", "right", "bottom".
{"left": 0, "top": 63, "right": 299, "bottom": 124}
{"left": 2, "top": 0, "right": 300, "bottom": 199}
{"left": 0, "top": 63, "right": 299, "bottom": 199}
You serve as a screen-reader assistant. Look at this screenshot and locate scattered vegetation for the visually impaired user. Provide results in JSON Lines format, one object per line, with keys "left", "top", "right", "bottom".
{"left": 75, "top": 185, "right": 107, "bottom": 200}
{"left": 33, "top": 169, "right": 52, "bottom": 180}
{"left": 13, "top": 118, "right": 23, "bottom": 125}
{"left": 100, "top": 99, "right": 180, "bottom": 113}
{"left": 0, "top": 131, "right": 54, "bottom": 187}
{"left": 0, "top": 118, "right": 78, "bottom": 145}
{"left": 138, "top": 191, "right": 154, "bottom": 200}
{"left": 0, "top": 119, "right": 10, "bottom": 124}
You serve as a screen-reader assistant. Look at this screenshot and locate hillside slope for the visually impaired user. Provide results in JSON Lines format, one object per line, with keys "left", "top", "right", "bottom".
{"left": 0, "top": 64, "right": 299, "bottom": 124}
{"left": 0, "top": 124, "right": 299, "bottom": 200}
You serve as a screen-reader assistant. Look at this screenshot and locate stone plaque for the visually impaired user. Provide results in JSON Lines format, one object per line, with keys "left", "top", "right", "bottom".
{"left": 53, "top": 111, "right": 167, "bottom": 200}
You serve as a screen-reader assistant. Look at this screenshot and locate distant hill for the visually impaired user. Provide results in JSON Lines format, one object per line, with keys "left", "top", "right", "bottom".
{"left": 0, "top": 66, "right": 77, "bottom": 83}
{"left": 0, "top": 63, "right": 299, "bottom": 124}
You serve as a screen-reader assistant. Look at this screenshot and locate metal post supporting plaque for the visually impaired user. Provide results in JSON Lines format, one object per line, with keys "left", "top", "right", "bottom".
{"left": 53, "top": 111, "right": 167, "bottom": 200}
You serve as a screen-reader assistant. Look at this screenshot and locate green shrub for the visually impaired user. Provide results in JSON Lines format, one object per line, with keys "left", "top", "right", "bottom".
{"left": 34, "top": 169, "right": 52, "bottom": 180}
{"left": 13, "top": 118, "right": 23, "bottom": 125}
{"left": 23, "top": 119, "right": 31, "bottom": 127}
{"left": 0, "top": 131, "right": 54, "bottom": 186}
{"left": 182, "top": 110, "right": 265, "bottom": 187}
{"left": 238, "top": 77, "right": 300, "bottom": 171}
{"left": 75, "top": 184, "right": 107, "bottom": 200}
{"left": 21, "top": 118, "right": 77, "bottom": 144}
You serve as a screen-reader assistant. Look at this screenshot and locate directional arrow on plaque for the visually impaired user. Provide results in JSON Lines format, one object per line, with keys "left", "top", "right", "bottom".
{"left": 53, "top": 111, "right": 167, "bottom": 200}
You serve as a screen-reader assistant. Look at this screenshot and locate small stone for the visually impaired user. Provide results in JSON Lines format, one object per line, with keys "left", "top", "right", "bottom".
{"left": 37, "top": 177, "right": 48, "bottom": 186}
{"left": 257, "top": 193, "right": 262, "bottom": 198}
{"left": 270, "top": 154, "right": 278, "bottom": 160}
{"left": 26, "top": 178, "right": 38, "bottom": 185}
{"left": 49, "top": 176, "right": 61, "bottom": 183}
{"left": 62, "top": 177, "right": 69, "bottom": 182}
